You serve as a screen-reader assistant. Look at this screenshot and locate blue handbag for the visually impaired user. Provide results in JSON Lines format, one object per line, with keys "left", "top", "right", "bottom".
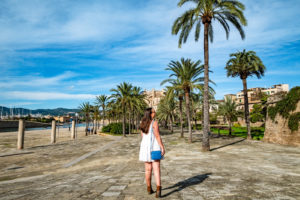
{"left": 150, "top": 121, "right": 163, "bottom": 160}
{"left": 151, "top": 150, "right": 162, "bottom": 160}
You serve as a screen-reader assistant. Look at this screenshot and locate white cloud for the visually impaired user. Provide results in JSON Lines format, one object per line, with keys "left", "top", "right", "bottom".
{"left": 1, "top": 91, "right": 95, "bottom": 101}
{"left": 0, "top": 71, "right": 76, "bottom": 89}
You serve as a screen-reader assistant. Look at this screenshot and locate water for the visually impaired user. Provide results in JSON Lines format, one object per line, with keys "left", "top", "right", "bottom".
{"left": 0, "top": 123, "right": 88, "bottom": 133}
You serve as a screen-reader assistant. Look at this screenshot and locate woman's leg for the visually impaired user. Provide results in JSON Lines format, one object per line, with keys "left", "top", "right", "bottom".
{"left": 145, "top": 162, "right": 152, "bottom": 187}
{"left": 152, "top": 160, "right": 161, "bottom": 186}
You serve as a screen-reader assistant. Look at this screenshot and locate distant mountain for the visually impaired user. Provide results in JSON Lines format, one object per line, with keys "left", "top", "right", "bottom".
{"left": 0, "top": 106, "right": 80, "bottom": 116}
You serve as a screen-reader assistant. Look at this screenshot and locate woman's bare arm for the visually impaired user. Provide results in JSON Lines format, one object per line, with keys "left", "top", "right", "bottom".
{"left": 153, "top": 121, "right": 165, "bottom": 155}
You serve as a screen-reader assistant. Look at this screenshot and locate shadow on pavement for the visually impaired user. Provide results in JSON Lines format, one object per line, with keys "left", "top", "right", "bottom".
{"left": 210, "top": 138, "right": 246, "bottom": 151}
{"left": 0, "top": 151, "right": 34, "bottom": 157}
{"left": 161, "top": 173, "right": 211, "bottom": 197}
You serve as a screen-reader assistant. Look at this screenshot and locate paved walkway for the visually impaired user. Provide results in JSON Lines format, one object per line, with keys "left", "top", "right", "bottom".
{"left": 0, "top": 128, "right": 300, "bottom": 200}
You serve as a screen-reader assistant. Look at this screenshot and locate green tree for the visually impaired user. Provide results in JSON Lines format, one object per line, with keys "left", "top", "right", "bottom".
{"left": 172, "top": 0, "right": 247, "bottom": 151}
{"left": 110, "top": 82, "right": 133, "bottom": 137}
{"left": 218, "top": 97, "right": 239, "bottom": 135}
{"left": 162, "top": 79, "right": 185, "bottom": 137}
{"left": 79, "top": 102, "right": 91, "bottom": 136}
{"left": 225, "top": 50, "right": 266, "bottom": 139}
{"left": 96, "top": 95, "right": 109, "bottom": 126}
{"left": 250, "top": 104, "right": 264, "bottom": 123}
{"left": 131, "top": 86, "right": 147, "bottom": 133}
{"left": 161, "top": 58, "right": 204, "bottom": 143}
{"left": 91, "top": 105, "right": 100, "bottom": 134}
{"left": 157, "top": 92, "right": 176, "bottom": 133}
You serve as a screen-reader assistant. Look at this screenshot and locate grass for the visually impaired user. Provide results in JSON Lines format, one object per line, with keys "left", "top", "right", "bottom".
{"left": 211, "top": 127, "right": 265, "bottom": 140}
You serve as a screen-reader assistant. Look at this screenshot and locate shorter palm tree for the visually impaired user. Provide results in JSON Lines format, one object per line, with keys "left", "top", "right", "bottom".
{"left": 110, "top": 82, "right": 133, "bottom": 137}
{"left": 157, "top": 93, "right": 176, "bottom": 133}
{"left": 161, "top": 58, "right": 204, "bottom": 143}
{"left": 218, "top": 97, "right": 239, "bottom": 136}
{"left": 225, "top": 49, "right": 266, "bottom": 139}
{"left": 79, "top": 102, "right": 91, "bottom": 136}
{"left": 96, "top": 95, "right": 109, "bottom": 127}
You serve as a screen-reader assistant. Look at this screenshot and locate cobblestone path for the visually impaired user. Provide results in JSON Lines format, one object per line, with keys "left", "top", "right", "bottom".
{"left": 0, "top": 129, "right": 300, "bottom": 200}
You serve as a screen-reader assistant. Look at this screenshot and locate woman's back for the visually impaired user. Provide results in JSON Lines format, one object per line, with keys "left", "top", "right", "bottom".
{"left": 139, "top": 120, "right": 160, "bottom": 162}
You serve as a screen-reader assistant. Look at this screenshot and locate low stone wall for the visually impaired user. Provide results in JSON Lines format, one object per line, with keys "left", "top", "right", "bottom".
{"left": 263, "top": 101, "right": 300, "bottom": 146}
{"left": 0, "top": 120, "right": 50, "bottom": 129}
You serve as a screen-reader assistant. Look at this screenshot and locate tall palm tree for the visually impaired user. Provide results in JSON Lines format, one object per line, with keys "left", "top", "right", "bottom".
{"left": 79, "top": 102, "right": 91, "bottom": 136}
{"left": 218, "top": 96, "right": 239, "bottom": 135}
{"left": 110, "top": 82, "right": 133, "bottom": 137}
{"left": 96, "top": 95, "right": 109, "bottom": 126}
{"left": 172, "top": 0, "right": 247, "bottom": 151}
{"left": 225, "top": 49, "right": 266, "bottom": 139}
{"left": 161, "top": 58, "right": 204, "bottom": 143}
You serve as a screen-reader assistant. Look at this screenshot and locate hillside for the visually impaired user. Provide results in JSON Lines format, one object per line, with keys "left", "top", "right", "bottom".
{"left": 0, "top": 106, "right": 80, "bottom": 116}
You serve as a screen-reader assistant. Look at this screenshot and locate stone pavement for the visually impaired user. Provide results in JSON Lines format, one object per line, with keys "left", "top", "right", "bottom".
{"left": 0, "top": 128, "right": 300, "bottom": 200}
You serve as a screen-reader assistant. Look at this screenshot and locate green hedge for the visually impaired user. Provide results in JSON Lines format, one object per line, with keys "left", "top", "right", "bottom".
{"left": 102, "top": 123, "right": 129, "bottom": 135}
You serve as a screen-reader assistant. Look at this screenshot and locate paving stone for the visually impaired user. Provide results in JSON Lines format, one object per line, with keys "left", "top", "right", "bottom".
{"left": 101, "top": 191, "right": 121, "bottom": 197}
{"left": 108, "top": 185, "right": 127, "bottom": 191}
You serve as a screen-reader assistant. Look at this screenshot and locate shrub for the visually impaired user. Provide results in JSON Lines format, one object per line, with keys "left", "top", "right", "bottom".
{"left": 102, "top": 123, "right": 129, "bottom": 135}
{"left": 233, "top": 123, "right": 241, "bottom": 128}
{"left": 288, "top": 112, "right": 300, "bottom": 132}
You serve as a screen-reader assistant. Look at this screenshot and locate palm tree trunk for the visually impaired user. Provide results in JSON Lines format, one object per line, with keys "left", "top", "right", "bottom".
{"left": 122, "top": 104, "right": 126, "bottom": 137}
{"left": 242, "top": 78, "right": 252, "bottom": 140}
{"left": 179, "top": 97, "right": 184, "bottom": 137}
{"left": 184, "top": 90, "right": 192, "bottom": 143}
{"left": 103, "top": 105, "right": 105, "bottom": 126}
{"left": 85, "top": 116, "right": 88, "bottom": 136}
{"left": 229, "top": 120, "right": 232, "bottom": 136}
{"left": 202, "top": 22, "right": 210, "bottom": 151}
{"left": 169, "top": 115, "right": 173, "bottom": 133}
{"left": 128, "top": 111, "right": 131, "bottom": 135}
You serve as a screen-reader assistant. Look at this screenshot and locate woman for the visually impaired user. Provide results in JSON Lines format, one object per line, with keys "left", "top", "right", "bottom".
{"left": 139, "top": 107, "right": 165, "bottom": 198}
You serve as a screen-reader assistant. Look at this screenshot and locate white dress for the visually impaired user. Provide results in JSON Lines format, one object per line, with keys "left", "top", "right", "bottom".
{"left": 139, "top": 120, "right": 161, "bottom": 162}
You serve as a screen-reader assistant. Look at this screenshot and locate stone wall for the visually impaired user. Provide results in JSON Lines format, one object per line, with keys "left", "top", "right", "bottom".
{"left": 263, "top": 100, "right": 300, "bottom": 146}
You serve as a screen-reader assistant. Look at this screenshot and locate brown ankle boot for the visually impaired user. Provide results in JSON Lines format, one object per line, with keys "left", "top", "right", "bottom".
{"left": 147, "top": 186, "right": 154, "bottom": 194}
{"left": 155, "top": 186, "right": 161, "bottom": 198}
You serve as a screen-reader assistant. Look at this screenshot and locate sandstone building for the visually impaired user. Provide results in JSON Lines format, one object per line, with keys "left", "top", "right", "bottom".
{"left": 143, "top": 89, "right": 165, "bottom": 110}
{"left": 224, "top": 84, "right": 289, "bottom": 112}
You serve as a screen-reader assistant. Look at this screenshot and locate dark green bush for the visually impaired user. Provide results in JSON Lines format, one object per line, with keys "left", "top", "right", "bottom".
{"left": 102, "top": 123, "right": 129, "bottom": 134}
{"left": 288, "top": 112, "right": 300, "bottom": 132}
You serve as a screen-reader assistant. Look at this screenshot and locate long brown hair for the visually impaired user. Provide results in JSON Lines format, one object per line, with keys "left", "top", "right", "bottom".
{"left": 140, "top": 107, "right": 153, "bottom": 134}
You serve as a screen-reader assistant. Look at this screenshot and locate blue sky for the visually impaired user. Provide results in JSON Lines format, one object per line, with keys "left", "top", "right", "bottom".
{"left": 0, "top": 0, "right": 300, "bottom": 109}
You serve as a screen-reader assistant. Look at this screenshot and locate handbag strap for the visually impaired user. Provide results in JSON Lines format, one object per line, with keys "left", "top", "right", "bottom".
{"left": 150, "top": 120, "right": 154, "bottom": 152}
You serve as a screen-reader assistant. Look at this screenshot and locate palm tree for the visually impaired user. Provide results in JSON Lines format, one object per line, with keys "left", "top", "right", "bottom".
{"left": 172, "top": 0, "right": 247, "bottom": 151}
{"left": 110, "top": 82, "right": 133, "bottom": 137}
{"left": 96, "top": 95, "right": 109, "bottom": 126}
{"left": 161, "top": 58, "right": 204, "bottom": 143}
{"left": 218, "top": 96, "right": 239, "bottom": 136}
{"left": 157, "top": 93, "right": 176, "bottom": 133}
{"left": 79, "top": 102, "right": 91, "bottom": 136}
{"left": 131, "top": 86, "right": 147, "bottom": 133}
{"left": 91, "top": 105, "right": 100, "bottom": 134}
{"left": 162, "top": 79, "right": 185, "bottom": 137}
{"left": 225, "top": 49, "right": 266, "bottom": 139}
